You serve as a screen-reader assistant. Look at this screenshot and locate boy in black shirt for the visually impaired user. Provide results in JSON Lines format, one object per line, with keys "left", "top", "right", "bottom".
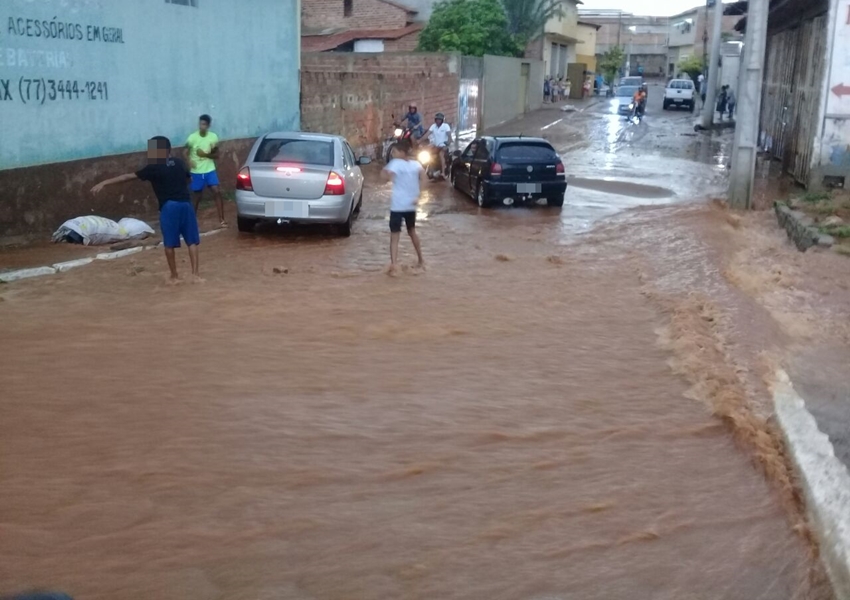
{"left": 91, "top": 136, "right": 201, "bottom": 283}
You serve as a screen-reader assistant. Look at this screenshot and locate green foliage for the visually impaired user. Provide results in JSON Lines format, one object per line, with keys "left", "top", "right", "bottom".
{"left": 822, "top": 225, "right": 850, "bottom": 238}
{"left": 678, "top": 55, "right": 704, "bottom": 79}
{"left": 501, "top": 0, "right": 564, "bottom": 48}
{"left": 802, "top": 191, "right": 831, "bottom": 203}
{"left": 417, "top": 0, "right": 522, "bottom": 57}
{"left": 598, "top": 46, "right": 625, "bottom": 85}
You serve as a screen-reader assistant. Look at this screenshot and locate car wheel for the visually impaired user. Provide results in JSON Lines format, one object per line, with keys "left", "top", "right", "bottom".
{"left": 547, "top": 195, "right": 565, "bottom": 208}
{"left": 689, "top": 101, "right": 695, "bottom": 113}
{"left": 354, "top": 191, "right": 363, "bottom": 215}
{"left": 237, "top": 216, "right": 257, "bottom": 233}
{"left": 662, "top": 100, "right": 668, "bottom": 110}
{"left": 476, "top": 184, "right": 489, "bottom": 208}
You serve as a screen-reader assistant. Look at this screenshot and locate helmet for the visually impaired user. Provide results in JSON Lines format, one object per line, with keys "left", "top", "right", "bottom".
{"left": 435, "top": 112, "right": 445, "bottom": 120}
{"left": 408, "top": 102, "right": 418, "bottom": 110}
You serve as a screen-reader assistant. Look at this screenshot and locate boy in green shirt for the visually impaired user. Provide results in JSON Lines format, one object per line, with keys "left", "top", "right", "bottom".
{"left": 186, "top": 114, "right": 226, "bottom": 227}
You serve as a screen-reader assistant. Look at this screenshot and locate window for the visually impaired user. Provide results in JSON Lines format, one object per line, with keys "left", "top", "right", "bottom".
{"left": 344, "top": 0, "right": 353, "bottom": 17}
{"left": 462, "top": 141, "right": 480, "bottom": 160}
{"left": 165, "top": 0, "right": 198, "bottom": 6}
{"left": 473, "top": 141, "right": 490, "bottom": 161}
{"left": 343, "top": 142, "right": 356, "bottom": 168}
{"left": 497, "top": 143, "right": 558, "bottom": 162}
{"left": 254, "top": 139, "right": 335, "bottom": 166}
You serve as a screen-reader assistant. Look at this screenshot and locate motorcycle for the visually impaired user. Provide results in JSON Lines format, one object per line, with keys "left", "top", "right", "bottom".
{"left": 417, "top": 145, "right": 449, "bottom": 180}
{"left": 626, "top": 100, "right": 645, "bottom": 125}
{"left": 384, "top": 123, "right": 416, "bottom": 164}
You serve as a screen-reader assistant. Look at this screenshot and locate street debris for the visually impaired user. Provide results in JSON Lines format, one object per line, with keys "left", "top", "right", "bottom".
{"left": 51, "top": 216, "right": 154, "bottom": 246}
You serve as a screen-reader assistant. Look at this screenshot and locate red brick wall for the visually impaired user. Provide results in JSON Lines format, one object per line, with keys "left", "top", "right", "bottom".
{"left": 301, "top": 53, "right": 461, "bottom": 157}
{"left": 383, "top": 30, "right": 420, "bottom": 52}
{"left": 302, "top": 0, "right": 409, "bottom": 31}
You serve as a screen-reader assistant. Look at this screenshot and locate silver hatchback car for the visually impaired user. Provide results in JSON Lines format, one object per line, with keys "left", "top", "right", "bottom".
{"left": 235, "top": 132, "right": 370, "bottom": 236}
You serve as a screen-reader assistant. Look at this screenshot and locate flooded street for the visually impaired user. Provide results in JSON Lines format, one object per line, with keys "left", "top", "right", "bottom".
{"left": 0, "top": 88, "right": 834, "bottom": 599}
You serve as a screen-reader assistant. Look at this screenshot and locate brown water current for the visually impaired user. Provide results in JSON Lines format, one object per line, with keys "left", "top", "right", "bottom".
{"left": 0, "top": 93, "right": 835, "bottom": 599}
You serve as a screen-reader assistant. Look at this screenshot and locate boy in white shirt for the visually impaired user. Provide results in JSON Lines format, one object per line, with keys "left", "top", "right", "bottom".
{"left": 382, "top": 141, "right": 427, "bottom": 274}
{"left": 426, "top": 112, "right": 453, "bottom": 177}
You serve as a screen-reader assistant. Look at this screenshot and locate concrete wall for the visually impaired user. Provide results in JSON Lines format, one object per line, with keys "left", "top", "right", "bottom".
{"left": 481, "top": 55, "right": 543, "bottom": 130}
{"left": 0, "top": 0, "right": 300, "bottom": 236}
{"left": 1, "top": 0, "right": 299, "bottom": 170}
{"left": 300, "top": 52, "right": 460, "bottom": 157}
{"left": 575, "top": 23, "right": 598, "bottom": 71}
{"left": 814, "top": 0, "right": 850, "bottom": 185}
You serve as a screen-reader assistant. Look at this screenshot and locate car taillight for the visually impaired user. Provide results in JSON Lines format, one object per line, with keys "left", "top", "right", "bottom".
{"left": 491, "top": 162, "right": 503, "bottom": 175}
{"left": 236, "top": 166, "right": 253, "bottom": 191}
{"left": 556, "top": 161, "right": 565, "bottom": 174}
{"left": 324, "top": 171, "right": 345, "bottom": 195}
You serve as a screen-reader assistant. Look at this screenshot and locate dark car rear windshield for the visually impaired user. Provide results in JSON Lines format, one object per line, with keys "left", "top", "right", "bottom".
{"left": 255, "top": 138, "right": 334, "bottom": 166}
{"left": 498, "top": 143, "right": 559, "bottom": 162}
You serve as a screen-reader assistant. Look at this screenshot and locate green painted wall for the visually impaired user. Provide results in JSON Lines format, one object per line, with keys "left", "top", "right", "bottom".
{"left": 0, "top": 0, "right": 300, "bottom": 169}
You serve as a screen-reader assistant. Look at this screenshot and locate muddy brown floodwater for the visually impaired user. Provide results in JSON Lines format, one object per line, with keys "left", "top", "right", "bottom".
{"left": 0, "top": 95, "right": 834, "bottom": 599}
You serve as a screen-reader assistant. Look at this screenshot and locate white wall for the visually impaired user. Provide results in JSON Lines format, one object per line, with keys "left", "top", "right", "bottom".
{"left": 0, "top": 0, "right": 300, "bottom": 170}
{"left": 816, "top": 0, "right": 850, "bottom": 179}
{"left": 354, "top": 39, "right": 385, "bottom": 52}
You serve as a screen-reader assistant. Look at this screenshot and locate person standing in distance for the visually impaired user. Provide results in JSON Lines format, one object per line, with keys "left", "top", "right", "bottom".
{"left": 381, "top": 140, "right": 427, "bottom": 274}
{"left": 186, "top": 114, "right": 226, "bottom": 227}
{"left": 91, "top": 136, "right": 202, "bottom": 284}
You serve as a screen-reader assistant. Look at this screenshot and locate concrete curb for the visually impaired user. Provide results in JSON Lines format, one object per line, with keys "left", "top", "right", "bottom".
{"left": 775, "top": 202, "right": 835, "bottom": 251}
{"left": 0, "top": 228, "right": 224, "bottom": 284}
{"left": 773, "top": 370, "right": 850, "bottom": 599}
{"left": 0, "top": 266, "right": 57, "bottom": 283}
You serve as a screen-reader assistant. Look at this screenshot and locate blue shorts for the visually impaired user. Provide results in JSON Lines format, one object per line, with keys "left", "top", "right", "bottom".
{"left": 191, "top": 170, "right": 220, "bottom": 192}
{"left": 160, "top": 200, "right": 200, "bottom": 248}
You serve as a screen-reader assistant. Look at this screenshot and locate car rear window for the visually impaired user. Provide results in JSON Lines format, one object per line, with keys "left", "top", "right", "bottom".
{"left": 670, "top": 80, "right": 694, "bottom": 90}
{"left": 498, "top": 143, "right": 559, "bottom": 162}
{"left": 254, "top": 138, "right": 334, "bottom": 166}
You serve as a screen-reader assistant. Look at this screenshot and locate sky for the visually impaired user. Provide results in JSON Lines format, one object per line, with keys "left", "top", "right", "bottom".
{"left": 579, "top": 0, "right": 728, "bottom": 17}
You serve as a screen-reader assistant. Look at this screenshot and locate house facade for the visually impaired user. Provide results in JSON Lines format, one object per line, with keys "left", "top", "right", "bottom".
{"left": 525, "top": 0, "right": 583, "bottom": 79}
{"left": 301, "top": 0, "right": 422, "bottom": 52}
{"left": 0, "top": 0, "right": 301, "bottom": 236}
{"left": 579, "top": 9, "right": 670, "bottom": 77}
{"left": 575, "top": 21, "right": 600, "bottom": 73}
{"left": 666, "top": 6, "right": 742, "bottom": 77}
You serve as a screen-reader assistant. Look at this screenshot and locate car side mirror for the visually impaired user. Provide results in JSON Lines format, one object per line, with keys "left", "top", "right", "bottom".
{"left": 357, "top": 156, "right": 372, "bottom": 165}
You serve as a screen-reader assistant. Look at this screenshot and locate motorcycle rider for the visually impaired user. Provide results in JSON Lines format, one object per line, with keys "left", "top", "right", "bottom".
{"left": 632, "top": 85, "right": 648, "bottom": 119}
{"left": 425, "top": 112, "right": 453, "bottom": 177}
{"left": 399, "top": 102, "right": 424, "bottom": 141}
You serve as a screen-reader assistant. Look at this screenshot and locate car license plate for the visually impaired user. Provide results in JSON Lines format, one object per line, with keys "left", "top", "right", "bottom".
{"left": 517, "top": 183, "right": 541, "bottom": 194}
{"left": 674, "top": 98, "right": 683, "bottom": 103}
{"left": 265, "top": 201, "right": 308, "bottom": 219}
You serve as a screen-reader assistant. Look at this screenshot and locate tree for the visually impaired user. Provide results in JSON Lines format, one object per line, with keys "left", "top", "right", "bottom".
{"left": 500, "top": 0, "right": 564, "bottom": 49}
{"left": 678, "top": 55, "right": 704, "bottom": 79}
{"left": 598, "top": 46, "right": 625, "bottom": 86}
{"left": 417, "top": 0, "right": 522, "bottom": 57}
